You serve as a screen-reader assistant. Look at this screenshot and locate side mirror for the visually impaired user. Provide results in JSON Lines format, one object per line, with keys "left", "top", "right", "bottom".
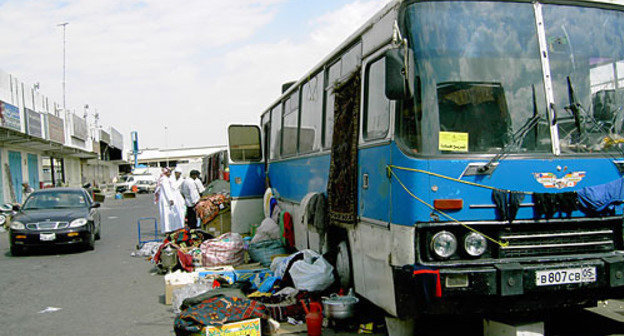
{"left": 91, "top": 202, "right": 101, "bottom": 208}
{"left": 385, "top": 47, "right": 415, "bottom": 100}
{"left": 12, "top": 204, "right": 20, "bottom": 211}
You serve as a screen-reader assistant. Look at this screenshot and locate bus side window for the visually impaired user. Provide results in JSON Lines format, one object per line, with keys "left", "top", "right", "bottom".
{"left": 300, "top": 72, "right": 323, "bottom": 153}
{"left": 324, "top": 60, "right": 342, "bottom": 148}
{"left": 270, "top": 105, "right": 282, "bottom": 160}
{"left": 282, "top": 90, "right": 299, "bottom": 156}
{"left": 364, "top": 57, "right": 391, "bottom": 140}
{"left": 261, "top": 112, "right": 270, "bottom": 162}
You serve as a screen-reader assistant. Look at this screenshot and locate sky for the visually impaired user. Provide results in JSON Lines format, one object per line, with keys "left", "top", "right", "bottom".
{"left": 0, "top": 0, "right": 392, "bottom": 152}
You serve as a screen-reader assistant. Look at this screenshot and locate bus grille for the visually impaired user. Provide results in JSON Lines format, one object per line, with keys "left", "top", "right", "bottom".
{"left": 498, "top": 220, "right": 619, "bottom": 258}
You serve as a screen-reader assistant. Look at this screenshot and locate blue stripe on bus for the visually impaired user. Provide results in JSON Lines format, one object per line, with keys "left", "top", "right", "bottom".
{"left": 268, "top": 155, "right": 330, "bottom": 202}
{"left": 265, "top": 141, "right": 623, "bottom": 226}
{"left": 391, "top": 142, "right": 624, "bottom": 225}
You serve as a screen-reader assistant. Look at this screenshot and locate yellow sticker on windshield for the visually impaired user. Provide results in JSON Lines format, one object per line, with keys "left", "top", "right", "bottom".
{"left": 439, "top": 131, "right": 468, "bottom": 152}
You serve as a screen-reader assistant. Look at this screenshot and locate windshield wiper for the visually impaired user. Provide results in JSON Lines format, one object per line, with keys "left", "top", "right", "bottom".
{"left": 564, "top": 77, "right": 624, "bottom": 157}
{"left": 478, "top": 85, "right": 543, "bottom": 174}
{"left": 565, "top": 76, "right": 583, "bottom": 143}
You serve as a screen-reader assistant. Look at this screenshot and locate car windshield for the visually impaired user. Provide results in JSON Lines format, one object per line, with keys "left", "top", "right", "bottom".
{"left": 543, "top": 4, "right": 624, "bottom": 154}
{"left": 22, "top": 191, "right": 87, "bottom": 210}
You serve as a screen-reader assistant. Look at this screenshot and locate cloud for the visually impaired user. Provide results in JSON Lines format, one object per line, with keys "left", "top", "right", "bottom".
{"left": 0, "top": 0, "right": 391, "bottom": 152}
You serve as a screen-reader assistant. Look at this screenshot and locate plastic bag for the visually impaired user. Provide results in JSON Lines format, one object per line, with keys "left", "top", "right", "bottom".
{"left": 270, "top": 252, "right": 302, "bottom": 279}
{"left": 251, "top": 218, "right": 281, "bottom": 244}
{"left": 131, "top": 241, "right": 162, "bottom": 258}
{"left": 171, "top": 283, "right": 213, "bottom": 314}
{"left": 200, "top": 232, "right": 245, "bottom": 267}
{"left": 248, "top": 239, "right": 287, "bottom": 267}
{"left": 288, "top": 250, "right": 335, "bottom": 291}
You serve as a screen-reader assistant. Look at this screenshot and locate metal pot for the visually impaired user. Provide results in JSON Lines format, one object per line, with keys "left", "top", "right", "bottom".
{"left": 322, "top": 293, "right": 359, "bottom": 320}
{"left": 160, "top": 244, "right": 178, "bottom": 273}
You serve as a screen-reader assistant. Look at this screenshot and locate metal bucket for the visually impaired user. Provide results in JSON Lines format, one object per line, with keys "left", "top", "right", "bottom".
{"left": 322, "top": 293, "right": 359, "bottom": 320}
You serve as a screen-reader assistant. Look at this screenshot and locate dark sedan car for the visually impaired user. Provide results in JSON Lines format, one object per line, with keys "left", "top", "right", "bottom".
{"left": 9, "top": 188, "right": 102, "bottom": 256}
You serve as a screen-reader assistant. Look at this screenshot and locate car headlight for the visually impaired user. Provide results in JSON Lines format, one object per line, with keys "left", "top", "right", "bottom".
{"left": 0, "top": 214, "right": 6, "bottom": 225}
{"left": 464, "top": 232, "right": 487, "bottom": 257}
{"left": 69, "top": 218, "right": 88, "bottom": 228}
{"left": 10, "top": 221, "right": 25, "bottom": 230}
{"left": 430, "top": 231, "right": 457, "bottom": 259}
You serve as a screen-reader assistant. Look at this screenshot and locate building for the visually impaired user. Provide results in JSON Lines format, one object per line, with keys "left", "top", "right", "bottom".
{"left": 0, "top": 69, "right": 124, "bottom": 203}
{"left": 124, "top": 146, "right": 227, "bottom": 180}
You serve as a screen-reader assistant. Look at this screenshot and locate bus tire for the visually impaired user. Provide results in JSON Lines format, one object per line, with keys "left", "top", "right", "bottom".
{"left": 335, "top": 240, "right": 353, "bottom": 288}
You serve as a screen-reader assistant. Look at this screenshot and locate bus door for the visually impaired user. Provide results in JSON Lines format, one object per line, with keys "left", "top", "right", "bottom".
{"left": 227, "top": 125, "right": 265, "bottom": 233}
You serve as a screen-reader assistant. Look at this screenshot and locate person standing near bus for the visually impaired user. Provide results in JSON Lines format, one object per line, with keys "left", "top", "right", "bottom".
{"left": 155, "top": 168, "right": 183, "bottom": 233}
{"left": 181, "top": 170, "right": 203, "bottom": 229}
{"left": 170, "top": 167, "right": 187, "bottom": 227}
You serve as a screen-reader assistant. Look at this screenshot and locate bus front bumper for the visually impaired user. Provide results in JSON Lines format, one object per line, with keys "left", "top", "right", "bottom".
{"left": 393, "top": 255, "right": 624, "bottom": 317}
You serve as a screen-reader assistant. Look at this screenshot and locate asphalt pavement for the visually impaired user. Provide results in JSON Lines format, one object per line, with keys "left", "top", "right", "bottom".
{"left": 0, "top": 194, "right": 175, "bottom": 336}
{"left": 1, "top": 194, "right": 624, "bottom": 336}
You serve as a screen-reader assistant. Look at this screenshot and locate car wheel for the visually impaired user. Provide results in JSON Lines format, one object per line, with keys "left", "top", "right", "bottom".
{"left": 10, "top": 245, "right": 24, "bottom": 256}
{"left": 95, "top": 223, "right": 101, "bottom": 240}
{"left": 86, "top": 229, "right": 95, "bottom": 251}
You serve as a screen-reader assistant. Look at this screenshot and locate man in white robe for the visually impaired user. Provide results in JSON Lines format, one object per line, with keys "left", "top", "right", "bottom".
{"left": 155, "top": 168, "right": 184, "bottom": 233}
{"left": 170, "top": 167, "right": 187, "bottom": 227}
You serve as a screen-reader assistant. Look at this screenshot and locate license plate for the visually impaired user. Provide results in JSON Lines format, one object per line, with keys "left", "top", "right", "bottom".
{"left": 40, "top": 233, "right": 56, "bottom": 241}
{"left": 535, "top": 267, "right": 596, "bottom": 286}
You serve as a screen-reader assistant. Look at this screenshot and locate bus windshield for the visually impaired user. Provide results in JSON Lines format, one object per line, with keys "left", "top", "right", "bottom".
{"left": 404, "top": 1, "right": 624, "bottom": 155}
{"left": 543, "top": 4, "right": 624, "bottom": 154}
{"left": 406, "top": 1, "right": 550, "bottom": 154}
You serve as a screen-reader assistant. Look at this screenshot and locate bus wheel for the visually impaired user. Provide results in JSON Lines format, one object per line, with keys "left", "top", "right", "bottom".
{"left": 336, "top": 240, "right": 353, "bottom": 288}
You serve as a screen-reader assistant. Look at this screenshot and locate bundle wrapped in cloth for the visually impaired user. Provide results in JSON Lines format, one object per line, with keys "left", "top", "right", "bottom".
{"left": 195, "top": 194, "right": 230, "bottom": 224}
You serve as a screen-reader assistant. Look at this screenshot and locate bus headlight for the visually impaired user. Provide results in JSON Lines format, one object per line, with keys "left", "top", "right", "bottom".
{"left": 430, "top": 231, "right": 457, "bottom": 259}
{"left": 464, "top": 232, "right": 487, "bottom": 257}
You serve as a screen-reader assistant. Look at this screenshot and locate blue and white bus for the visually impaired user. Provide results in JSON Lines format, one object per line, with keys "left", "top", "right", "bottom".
{"left": 227, "top": 0, "right": 624, "bottom": 327}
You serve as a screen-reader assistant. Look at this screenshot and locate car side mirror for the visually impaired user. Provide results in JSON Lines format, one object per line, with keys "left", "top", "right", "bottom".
{"left": 91, "top": 202, "right": 101, "bottom": 208}
{"left": 385, "top": 47, "right": 415, "bottom": 100}
{"left": 12, "top": 204, "right": 20, "bottom": 211}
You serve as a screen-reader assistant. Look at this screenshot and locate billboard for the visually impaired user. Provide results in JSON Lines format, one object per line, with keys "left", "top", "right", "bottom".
{"left": 26, "top": 108, "right": 42, "bottom": 138}
{"left": 110, "top": 127, "right": 123, "bottom": 150}
{"left": 71, "top": 114, "right": 88, "bottom": 141}
{"left": 0, "top": 101, "right": 21, "bottom": 131}
{"left": 47, "top": 114, "right": 65, "bottom": 144}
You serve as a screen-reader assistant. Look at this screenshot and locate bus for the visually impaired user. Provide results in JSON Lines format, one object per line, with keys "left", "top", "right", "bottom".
{"left": 226, "top": 0, "right": 624, "bottom": 331}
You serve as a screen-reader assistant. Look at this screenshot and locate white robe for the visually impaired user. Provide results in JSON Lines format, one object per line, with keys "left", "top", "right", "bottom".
{"left": 170, "top": 176, "right": 187, "bottom": 225}
{"left": 156, "top": 175, "right": 184, "bottom": 233}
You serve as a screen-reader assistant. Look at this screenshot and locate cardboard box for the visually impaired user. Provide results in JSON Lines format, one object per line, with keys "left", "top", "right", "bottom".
{"left": 165, "top": 283, "right": 189, "bottom": 305}
{"left": 197, "top": 266, "right": 236, "bottom": 285}
{"left": 164, "top": 271, "right": 197, "bottom": 305}
{"left": 201, "top": 318, "right": 261, "bottom": 336}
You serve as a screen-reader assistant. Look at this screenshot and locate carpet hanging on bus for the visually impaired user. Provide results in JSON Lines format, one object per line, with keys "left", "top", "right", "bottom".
{"left": 327, "top": 70, "right": 360, "bottom": 227}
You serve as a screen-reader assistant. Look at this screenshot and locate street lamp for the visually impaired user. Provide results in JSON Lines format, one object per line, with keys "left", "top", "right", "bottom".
{"left": 57, "top": 22, "right": 68, "bottom": 112}
{"left": 164, "top": 126, "right": 169, "bottom": 168}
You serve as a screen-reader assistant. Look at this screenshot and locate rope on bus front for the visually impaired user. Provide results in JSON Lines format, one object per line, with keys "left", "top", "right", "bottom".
{"left": 387, "top": 165, "right": 532, "bottom": 195}
{"left": 387, "top": 165, "right": 509, "bottom": 248}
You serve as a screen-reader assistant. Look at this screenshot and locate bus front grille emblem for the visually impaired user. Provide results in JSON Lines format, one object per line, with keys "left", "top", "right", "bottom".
{"left": 533, "top": 172, "right": 586, "bottom": 189}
